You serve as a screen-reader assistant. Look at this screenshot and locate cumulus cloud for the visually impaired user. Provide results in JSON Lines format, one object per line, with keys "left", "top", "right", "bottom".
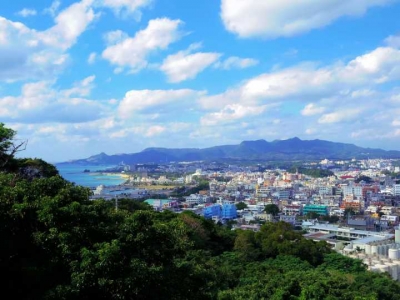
{"left": 118, "top": 89, "right": 203, "bottom": 118}
{"left": 145, "top": 125, "right": 166, "bottom": 137}
{"left": 0, "top": 76, "right": 108, "bottom": 123}
{"left": 385, "top": 34, "right": 400, "bottom": 48}
{"left": 62, "top": 75, "right": 96, "bottom": 97}
{"left": 17, "top": 8, "right": 37, "bottom": 17}
{"left": 214, "top": 56, "right": 259, "bottom": 70}
{"left": 301, "top": 103, "right": 326, "bottom": 116}
{"left": 220, "top": 0, "right": 391, "bottom": 38}
{"left": 199, "top": 45, "right": 400, "bottom": 110}
{"left": 160, "top": 43, "right": 221, "bottom": 83}
{"left": 0, "top": 0, "right": 97, "bottom": 82}
{"left": 102, "top": 18, "right": 183, "bottom": 73}
{"left": 39, "top": 0, "right": 98, "bottom": 50}
{"left": 100, "top": 0, "right": 152, "bottom": 20}
{"left": 318, "top": 109, "right": 362, "bottom": 124}
{"left": 88, "top": 52, "right": 97, "bottom": 64}
{"left": 201, "top": 104, "right": 271, "bottom": 126}
{"left": 43, "top": 0, "right": 61, "bottom": 17}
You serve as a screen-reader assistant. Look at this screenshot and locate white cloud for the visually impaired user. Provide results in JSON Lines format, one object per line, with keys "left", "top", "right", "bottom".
{"left": 385, "top": 34, "right": 400, "bottom": 48}
{"left": 199, "top": 45, "right": 400, "bottom": 111}
{"left": 301, "top": 103, "right": 326, "bottom": 116}
{"left": 214, "top": 56, "right": 259, "bottom": 70}
{"left": 102, "top": 18, "right": 183, "bottom": 73}
{"left": 221, "top": 0, "right": 391, "bottom": 38}
{"left": 160, "top": 44, "right": 221, "bottom": 83}
{"left": 100, "top": 0, "right": 152, "bottom": 20}
{"left": 0, "top": 0, "right": 98, "bottom": 82}
{"left": 62, "top": 75, "right": 96, "bottom": 97}
{"left": 0, "top": 76, "right": 108, "bottom": 123}
{"left": 145, "top": 125, "right": 165, "bottom": 137}
{"left": 88, "top": 52, "right": 97, "bottom": 64}
{"left": 318, "top": 108, "right": 362, "bottom": 124}
{"left": 17, "top": 8, "right": 37, "bottom": 17}
{"left": 305, "top": 128, "right": 316, "bottom": 135}
{"left": 392, "top": 119, "right": 400, "bottom": 127}
{"left": 39, "top": 0, "right": 98, "bottom": 50}
{"left": 201, "top": 104, "right": 269, "bottom": 126}
{"left": 44, "top": 0, "right": 61, "bottom": 17}
{"left": 118, "top": 89, "right": 202, "bottom": 118}
{"left": 103, "top": 30, "right": 129, "bottom": 45}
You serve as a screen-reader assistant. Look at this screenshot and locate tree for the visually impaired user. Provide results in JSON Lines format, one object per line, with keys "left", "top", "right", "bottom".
{"left": 0, "top": 123, "right": 26, "bottom": 168}
{"left": 344, "top": 208, "right": 356, "bottom": 218}
{"left": 264, "top": 204, "right": 279, "bottom": 216}
{"left": 306, "top": 211, "right": 320, "bottom": 219}
{"left": 235, "top": 202, "right": 248, "bottom": 210}
{"left": 356, "top": 175, "right": 373, "bottom": 184}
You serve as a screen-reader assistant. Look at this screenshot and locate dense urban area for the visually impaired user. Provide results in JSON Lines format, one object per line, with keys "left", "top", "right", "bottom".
{"left": 92, "top": 157, "right": 400, "bottom": 281}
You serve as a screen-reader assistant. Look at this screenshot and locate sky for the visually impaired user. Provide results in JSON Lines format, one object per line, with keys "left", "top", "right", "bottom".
{"left": 1, "top": 0, "right": 400, "bottom": 162}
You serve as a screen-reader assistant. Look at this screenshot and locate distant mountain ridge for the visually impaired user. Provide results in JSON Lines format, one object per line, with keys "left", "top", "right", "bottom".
{"left": 59, "top": 137, "right": 400, "bottom": 165}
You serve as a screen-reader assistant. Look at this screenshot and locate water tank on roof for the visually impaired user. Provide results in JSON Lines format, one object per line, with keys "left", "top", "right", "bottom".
{"left": 376, "top": 264, "right": 389, "bottom": 273}
{"left": 389, "top": 264, "right": 399, "bottom": 280}
{"left": 389, "top": 249, "right": 400, "bottom": 260}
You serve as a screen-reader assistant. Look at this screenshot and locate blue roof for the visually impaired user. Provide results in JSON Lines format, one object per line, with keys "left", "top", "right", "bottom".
{"left": 145, "top": 199, "right": 173, "bottom": 205}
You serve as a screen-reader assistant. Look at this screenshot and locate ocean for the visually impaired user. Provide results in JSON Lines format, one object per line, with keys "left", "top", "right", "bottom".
{"left": 56, "top": 164, "right": 127, "bottom": 188}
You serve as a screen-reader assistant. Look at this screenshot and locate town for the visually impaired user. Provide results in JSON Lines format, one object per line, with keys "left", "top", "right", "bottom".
{"left": 91, "top": 157, "right": 400, "bottom": 280}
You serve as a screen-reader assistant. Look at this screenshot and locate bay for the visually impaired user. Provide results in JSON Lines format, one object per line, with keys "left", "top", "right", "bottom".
{"left": 56, "top": 164, "right": 126, "bottom": 188}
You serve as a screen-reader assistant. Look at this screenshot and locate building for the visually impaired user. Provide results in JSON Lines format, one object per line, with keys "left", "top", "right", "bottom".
{"left": 303, "top": 204, "right": 329, "bottom": 216}
{"left": 394, "top": 184, "right": 400, "bottom": 196}
{"left": 319, "top": 186, "right": 333, "bottom": 196}
{"left": 340, "top": 198, "right": 363, "bottom": 212}
{"left": 282, "top": 205, "right": 302, "bottom": 216}
{"left": 144, "top": 199, "right": 178, "bottom": 211}
{"left": 280, "top": 215, "right": 296, "bottom": 225}
{"left": 221, "top": 203, "right": 237, "bottom": 219}
{"left": 203, "top": 204, "right": 222, "bottom": 219}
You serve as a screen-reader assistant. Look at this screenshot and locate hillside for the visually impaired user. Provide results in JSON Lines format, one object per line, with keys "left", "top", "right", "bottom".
{"left": 61, "top": 137, "right": 400, "bottom": 165}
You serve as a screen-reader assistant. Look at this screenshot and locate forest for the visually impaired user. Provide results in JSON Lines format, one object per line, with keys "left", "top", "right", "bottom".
{"left": 2, "top": 123, "right": 400, "bottom": 299}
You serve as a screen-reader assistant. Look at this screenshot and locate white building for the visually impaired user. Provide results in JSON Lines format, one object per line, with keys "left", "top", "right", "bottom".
{"left": 393, "top": 184, "right": 400, "bottom": 196}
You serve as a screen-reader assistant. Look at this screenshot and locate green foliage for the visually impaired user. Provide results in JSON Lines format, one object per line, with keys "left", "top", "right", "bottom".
{"left": 306, "top": 211, "right": 319, "bottom": 219}
{"left": 264, "top": 203, "right": 280, "bottom": 216}
{"left": 235, "top": 202, "right": 248, "bottom": 210}
{"left": 320, "top": 214, "right": 340, "bottom": 223}
{"left": 318, "top": 253, "right": 367, "bottom": 273}
{"left": 288, "top": 166, "right": 334, "bottom": 178}
{"left": 355, "top": 175, "right": 373, "bottom": 183}
{"left": 0, "top": 123, "right": 18, "bottom": 168}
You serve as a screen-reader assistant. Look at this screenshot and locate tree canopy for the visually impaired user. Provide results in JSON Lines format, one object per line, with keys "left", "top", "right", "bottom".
{"left": 264, "top": 203, "right": 280, "bottom": 216}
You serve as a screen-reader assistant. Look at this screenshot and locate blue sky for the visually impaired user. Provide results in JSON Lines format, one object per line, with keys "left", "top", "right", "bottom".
{"left": 1, "top": 0, "right": 400, "bottom": 162}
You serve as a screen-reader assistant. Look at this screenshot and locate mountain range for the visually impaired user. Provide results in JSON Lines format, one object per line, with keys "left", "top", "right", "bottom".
{"left": 60, "top": 137, "right": 400, "bottom": 165}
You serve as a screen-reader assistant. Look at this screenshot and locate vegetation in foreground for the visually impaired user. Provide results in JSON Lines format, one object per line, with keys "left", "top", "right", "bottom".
{"left": 1, "top": 123, "right": 400, "bottom": 299}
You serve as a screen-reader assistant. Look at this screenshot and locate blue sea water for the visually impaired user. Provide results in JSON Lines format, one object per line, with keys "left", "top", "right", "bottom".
{"left": 56, "top": 164, "right": 126, "bottom": 188}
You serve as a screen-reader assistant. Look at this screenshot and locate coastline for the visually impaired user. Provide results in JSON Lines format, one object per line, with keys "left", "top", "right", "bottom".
{"left": 56, "top": 164, "right": 130, "bottom": 188}
{"left": 89, "top": 172, "right": 130, "bottom": 178}
{"left": 88, "top": 172, "right": 131, "bottom": 185}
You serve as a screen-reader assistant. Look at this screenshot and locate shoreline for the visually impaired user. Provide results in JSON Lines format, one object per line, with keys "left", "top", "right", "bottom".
{"left": 89, "top": 171, "right": 130, "bottom": 179}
